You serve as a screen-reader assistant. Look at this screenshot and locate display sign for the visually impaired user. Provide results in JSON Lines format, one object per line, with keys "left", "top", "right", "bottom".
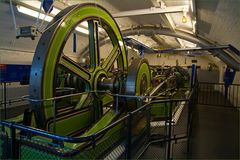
{"left": 0, "top": 64, "right": 31, "bottom": 84}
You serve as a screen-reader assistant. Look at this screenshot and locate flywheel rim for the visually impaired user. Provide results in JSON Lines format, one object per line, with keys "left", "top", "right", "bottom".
{"left": 125, "top": 58, "right": 152, "bottom": 111}
{"left": 29, "top": 3, "right": 128, "bottom": 129}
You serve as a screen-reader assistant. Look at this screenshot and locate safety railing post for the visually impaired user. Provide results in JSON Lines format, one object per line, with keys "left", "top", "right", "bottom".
{"left": 190, "top": 64, "right": 196, "bottom": 91}
{"left": 53, "top": 99, "right": 56, "bottom": 133}
{"left": 187, "top": 92, "right": 193, "bottom": 157}
{"left": 167, "top": 100, "right": 173, "bottom": 159}
{"left": 146, "top": 106, "right": 151, "bottom": 139}
{"left": 195, "top": 82, "right": 198, "bottom": 104}
{"left": 115, "top": 95, "right": 119, "bottom": 114}
{"left": 91, "top": 134, "right": 96, "bottom": 149}
{"left": 126, "top": 113, "right": 132, "bottom": 159}
{"left": 10, "top": 126, "right": 19, "bottom": 159}
{"left": 4, "top": 82, "right": 7, "bottom": 120}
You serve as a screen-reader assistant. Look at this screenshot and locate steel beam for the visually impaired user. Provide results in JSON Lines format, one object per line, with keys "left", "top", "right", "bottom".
{"left": 150, "top": 0, "right": 176, "bottom": 30}
{"left": 82, "top": 26, "right": 240, "bottom": 70}
{"left": 151, "top": 35, "right": 173, "bottom": 48}
{"left": 155, "top": 45, "right": 230, "bottom": 53}
{"left": 122, "top": 27, "right": 240, "bottom": 70}
{"left": 150, "top": 0, "right": 183, "bottom": 47}
{"left": 112, "top": 6, "right": 188, "bottom": 18}
{"left": 121, "top": 26, "right": 207, "bottom": 45}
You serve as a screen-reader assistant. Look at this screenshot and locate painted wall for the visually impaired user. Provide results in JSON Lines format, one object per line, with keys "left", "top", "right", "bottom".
{"left": 0, "top": 1, "right": 86, "bottom": 64}
{"left": 144, "top": 53, "right": 214, "bottom": 70}
{"left": 1, "top": 1, "right": 239, "bottom": 109}
{"left": 144, "top": 51, "right": 240, "bottom": 108}
{"left": 207, "top": 54, "right": 240, "bottom": 108}
{"left": 196, "top": 0, "right": 240, "bottom": 49}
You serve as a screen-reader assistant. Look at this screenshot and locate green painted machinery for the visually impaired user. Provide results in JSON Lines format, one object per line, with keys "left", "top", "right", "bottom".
{"left": 9, "top": 3, "right": 152, "bottom": 159}
{"left": 0, "top": 3, "right": 189, "bottom": 159}
{"left": 25, "top": 3, "right": 152, "bottom": 135}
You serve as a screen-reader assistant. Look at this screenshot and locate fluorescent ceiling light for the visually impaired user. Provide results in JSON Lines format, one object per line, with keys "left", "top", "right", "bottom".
{"left": 118, "top": 40, "right": 124, "bottom": 46}
{"left": 80, "top": 21, "right": 104, "bottom": 32}
{"left": 17, "top": 5, "right": 53, "bottom": 22}
{"left": 190, "top": 0, "right": 194, "bottom": 13}
{"left": 75, "top": 26, "right": 89, "bottom": 35}
{"left": 192, "top": 20, "right": 196, "bottom": 33}
{"left": 17, "top": 5, "right": 88, "bottom": 35}
{"left": 133, "top": 48, "right": 138, "bottom": 52}
{"left": 18, "top": 1, "right": 103, "bottom": 34}
{"left": 80, "top": 21, "right": 88, "bottom": 28}
{"left": 177, "top": 38, "right": 185, "bottom": 48}
{"left": 19, "top": 1, "right": 41, "bottom": 8}
{"left": 19, "top": 1, "right": 60, "bottom": 15}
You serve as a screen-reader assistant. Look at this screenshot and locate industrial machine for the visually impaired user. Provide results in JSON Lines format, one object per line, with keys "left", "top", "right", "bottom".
{"left": 0, "top": 3, "right": 189, "bottom": 159}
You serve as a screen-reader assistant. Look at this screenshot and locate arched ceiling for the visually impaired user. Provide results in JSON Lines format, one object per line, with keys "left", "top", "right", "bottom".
{"left": 15, "top": 0, "right": 240, "bottom": 49}
{"left": 7, "top": 0, "right": 240, "bottom": 70}
{"left": 52, "top": 0, "right": 240, "bottom": 50}
{"left": 65, "top": 0, "right": 195, "bottom": 48}
{"left": 65, "top": 0, "right": 240, "bottom": 70}
{"left": 196, "top": 0, "right": 240, "bottom": 49}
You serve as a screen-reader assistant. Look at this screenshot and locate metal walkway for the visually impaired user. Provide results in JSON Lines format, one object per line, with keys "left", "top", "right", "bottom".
{"left": 189, "top": 104, "right": 239, "bottom": 159}
{"left": 189, "top": 82, "right": 240, "bottom": 159}
{"left": 139, "top": 97, "right": 190, "bottom": 159}
{"left": 139, "top": 83, "right": 240, "bottom": 159}
{"left": 1, "top": 83, "right": 239, "bottom": 159}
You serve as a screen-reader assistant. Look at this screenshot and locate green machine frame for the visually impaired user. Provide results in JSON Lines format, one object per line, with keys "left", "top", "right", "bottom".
{"left": 29, "top": 3, "right": 129, "bottom": 130}
{"left": 0, "top": 3, "right": 191, "bottom": 160}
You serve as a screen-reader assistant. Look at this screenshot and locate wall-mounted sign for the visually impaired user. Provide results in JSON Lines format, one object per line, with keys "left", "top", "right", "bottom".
{"left": 192, "top": 60, "right": 197, "bottom": 63}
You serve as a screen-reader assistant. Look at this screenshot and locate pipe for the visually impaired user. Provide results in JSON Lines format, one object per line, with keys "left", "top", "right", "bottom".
{"left": 121, "top": 26, "right": 240, "bottom": 71}
{"left": 211, "top": 50, "right": 240, "bottom": 70}
{"left": 9, "top": 0, "right": 18, "bottom": 35}
{"left": 82, "top": 26, "right": 240, "bottom": 70}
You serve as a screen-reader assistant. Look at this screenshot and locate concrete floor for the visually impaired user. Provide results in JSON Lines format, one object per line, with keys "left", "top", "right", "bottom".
{"left": 0, "top": 104, "right": 28, "bottom": 119}
{"left": 190, "top": 104, "right": 239, "bottom": 159}
{"left": 139, "top": 92, "right": 239, "bottom": 159}
{"left": 1, "top": 91, "right": 239, "bottom": 159}
{"left": 140, "top": 101, "right": 189, "bottom": 159}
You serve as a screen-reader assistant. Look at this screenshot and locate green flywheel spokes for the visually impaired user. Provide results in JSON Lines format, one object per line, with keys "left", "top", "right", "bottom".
{"left": 29, "top": 4, "right": 128, "bottom": 129}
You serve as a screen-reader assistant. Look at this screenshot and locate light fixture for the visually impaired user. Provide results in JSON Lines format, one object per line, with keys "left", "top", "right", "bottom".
{"left": 192, "top": 20, "right": 196, "bottom": 33}
{"left": 182, "top": 11, "right": 187, "bottom": 23}
{"left": 18, "top": 1, "right": 60, "bottom": 15}
{"left": 75, "top": 26, "right": 89, "bottom": 35}
{"left": 118, "top": 40, "right": 124, "bottom": 46}
{"left": 79, "top": 21, "right": 105, "bottom": 32}
{"left": 16, "top": 5, "right": 89, "bottom": 35}
{"left": 133, "top": 48, "right": 138, "bottom": 52}
{"left": 80, "top": 21, "right": 88, "bottom": 28}
{"left": 182, "top": 16, "right": 187, "bottom": 23}
{"left": 17, "top": 5, "right": 53, "bottom": 22}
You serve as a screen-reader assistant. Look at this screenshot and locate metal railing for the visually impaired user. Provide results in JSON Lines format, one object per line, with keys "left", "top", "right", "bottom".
{"left": 0, "top": 96, "right": 28, "bottom": 120}
{"left": 198, "top": 82, "right": 240, "bottom": 108}
{"left": 0, "top": 87, "right": 196, "bottom": 159}
{"left": 0, "top": 82, "right": 28, "bottom": 120}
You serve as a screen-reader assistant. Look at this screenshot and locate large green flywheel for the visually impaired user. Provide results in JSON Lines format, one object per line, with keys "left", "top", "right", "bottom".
{"left": 125, "top": 58, "right": 152, "bottom": 110}
{"left": 29, "top": 3, "right": 128, "bottom": 130}
{"left": 0, "top": 3, "right": 191, "bottom": 160}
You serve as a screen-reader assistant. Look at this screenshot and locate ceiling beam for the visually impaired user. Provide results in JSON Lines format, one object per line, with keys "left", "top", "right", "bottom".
{"left": 122, "top": 27, "right": 240, "bottom": 70}
{"left": 151, "top": 35, "right": 173, "bottom": 48}
{"left": 122, "top": 26, "right": 205, "bottom": 44}
{"left": 112, "top": 5, "right": 188, "bottom": 18}
{"left": 81, "top": 26, "right": 240, "bottom": 70}
{"left": 150, "top": 0, "right": 183, "bottom": 48}
{"left": 150, "top": 0, "right": 175, "bottom": 30}
{"left": 82, "top": 27, "right": 203, "bottom": 58}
